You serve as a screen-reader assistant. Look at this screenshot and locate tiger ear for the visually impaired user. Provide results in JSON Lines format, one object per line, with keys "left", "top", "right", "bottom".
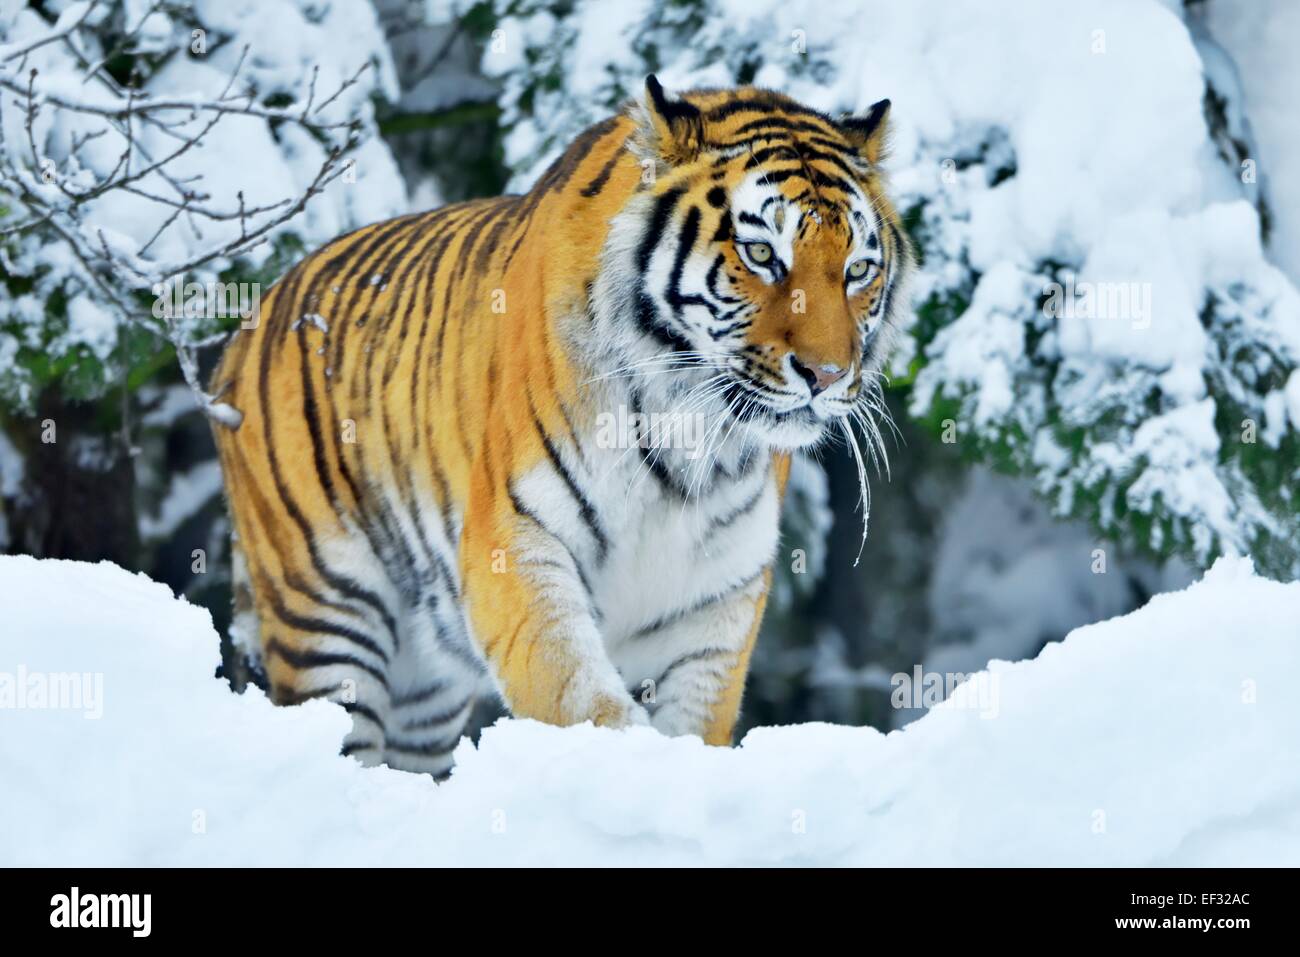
{"left": 840, "top": 98, "right": 892, "bottom": 166}
{"left": 635, "top": 75, "right": 704, "bottom": 167}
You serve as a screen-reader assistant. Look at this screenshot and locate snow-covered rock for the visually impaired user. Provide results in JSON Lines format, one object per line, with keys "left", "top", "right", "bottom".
{"left": 0, "top": 554, "right": 1296, "bottom": 866}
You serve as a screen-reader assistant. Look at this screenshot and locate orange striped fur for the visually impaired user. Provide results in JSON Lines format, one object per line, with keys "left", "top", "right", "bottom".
{"left": 211, "top": 79, "right": 911, "bottom": 775}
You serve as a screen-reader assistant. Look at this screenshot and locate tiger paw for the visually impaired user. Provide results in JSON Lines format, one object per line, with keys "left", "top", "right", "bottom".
{"left": 556, "top": 663, "right": 649, "bottom": 730}
{"left": 584, "top": 690, "right": 651, "bottom": 730}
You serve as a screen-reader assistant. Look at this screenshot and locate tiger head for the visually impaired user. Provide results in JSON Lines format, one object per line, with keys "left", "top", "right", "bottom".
{"left": 595, "top": 76, "right": 913, "bottom": 453}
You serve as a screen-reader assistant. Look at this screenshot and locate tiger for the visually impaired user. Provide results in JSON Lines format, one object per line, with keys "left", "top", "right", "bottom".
{"left": 210, "top": 76, "right": 913, "bottom": 776}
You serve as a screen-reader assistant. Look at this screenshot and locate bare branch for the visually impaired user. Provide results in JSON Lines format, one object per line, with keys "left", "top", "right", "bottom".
{"left": 313, "top": 61, "right": 371, "bottom": 116}
{"left": 0, "top": 73, "right": 360, "bottom": 131}
{"left": 0, "top": 6, "right": 378, "bottom": 429}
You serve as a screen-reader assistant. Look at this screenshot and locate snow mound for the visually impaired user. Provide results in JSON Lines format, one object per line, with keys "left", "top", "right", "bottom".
{"left": 1, "top": 555, "right": 1297, "bottom": 866}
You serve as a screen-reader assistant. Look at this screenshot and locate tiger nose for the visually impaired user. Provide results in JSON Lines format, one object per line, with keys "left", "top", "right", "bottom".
{"left": 789, "top": 357, "right": 849, "bottom": 397}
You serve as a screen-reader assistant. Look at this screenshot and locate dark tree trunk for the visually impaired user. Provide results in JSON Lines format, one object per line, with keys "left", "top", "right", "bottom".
{"left": 4, "top": 391, "right": 139, "bottom": 565}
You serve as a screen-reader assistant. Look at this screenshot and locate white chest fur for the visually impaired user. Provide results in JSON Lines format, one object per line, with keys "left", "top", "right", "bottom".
{"left": 592, "top": 450, "right": 780, "bottom": 644}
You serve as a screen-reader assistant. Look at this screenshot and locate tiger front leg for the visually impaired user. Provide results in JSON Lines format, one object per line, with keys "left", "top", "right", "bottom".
{"left": 615, "top": 571, "right": 771, "bottom": 745}
{"left": 462, "top": 504, "right": 648, "bottom": 730}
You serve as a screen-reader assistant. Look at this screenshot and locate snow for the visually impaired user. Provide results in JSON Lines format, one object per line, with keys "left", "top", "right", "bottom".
{"left": 138, "top": 459, "right": 224, "bottom": 541}
{"left": 2, "top": 553, "right": 1297, "bottom": 866}
{"left": 3, "top": 0, "right": 403, "bottom": 272}
{"left": 1203, "top": 0, "right": 1300, "bottom": 286}
{"left": 138, "top": 383, "right": 200, "bottom": 429}
{"left": 63, "top": 294, "right": 117, "bottom": 361}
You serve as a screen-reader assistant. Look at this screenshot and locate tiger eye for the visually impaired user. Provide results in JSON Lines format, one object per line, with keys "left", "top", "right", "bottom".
{"left": 746, "top": 242, "right": 773, "bottom": 264}
{"left": 848, "top": 258, "right": 873, "bottom": 280}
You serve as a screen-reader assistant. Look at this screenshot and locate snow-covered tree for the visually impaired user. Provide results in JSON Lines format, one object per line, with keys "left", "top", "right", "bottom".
{"left": 0, "top": 0, "right": 406, "bottom": 417}
{"left": 440, "top": 0, "right": 1300, "bottom": 580}
{"left": 0, "top": 0, "right": 407, "bottom": 580}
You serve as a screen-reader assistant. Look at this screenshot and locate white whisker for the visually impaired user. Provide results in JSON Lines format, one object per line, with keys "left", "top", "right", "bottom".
{"left": 839, "top": 418, "right": 872, "bottom": 568}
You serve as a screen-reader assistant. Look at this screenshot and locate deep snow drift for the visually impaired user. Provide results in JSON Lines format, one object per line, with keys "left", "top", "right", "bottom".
{"left": 1, "top": 554, "right": 1297, "bottom": 866}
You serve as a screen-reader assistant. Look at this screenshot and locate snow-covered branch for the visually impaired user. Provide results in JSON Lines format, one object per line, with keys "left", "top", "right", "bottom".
{"left": 0, "top": 0, "right": 406, "bottom": 422}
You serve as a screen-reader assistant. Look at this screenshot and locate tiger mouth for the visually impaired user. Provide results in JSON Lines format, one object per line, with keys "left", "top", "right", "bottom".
{"left": 762, "top": 403, "right": 820, "bottom": 425}
{"left": 728, "top": 378, "right": 845, "bottom": 416}
{"left": 748, "top": 400, "right": 816, "bottom": 421}
{"left": 729, "top": 389, "right": 832, "bottom": 435}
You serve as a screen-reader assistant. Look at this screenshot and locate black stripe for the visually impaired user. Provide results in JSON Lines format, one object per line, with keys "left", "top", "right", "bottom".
{"left": 666, "top": 205, "right": 701, "bottom": 322}
{"left": 748, "top": 141, "right": 861, "bottom": 185}
{"left": 257, "top": 285, "right": 401, "bottom": 638}
{"left": 633, "top": 187, "right": 700, "bottom": 350}
{"left": 704, "top": 254, "right": 743, "bottom": 306}
{"left": 637, "top": 438, "right": 686, "bottom": 498}
{"left": 702, "top": 480, "right": 767, "bottom": 536}
{"left": 794, "top": 143, "right": 861, "bottom": 181}
{"left": 385, "top": 215, "right": 467, "bottom": 391}
{"left": 298, "top": 324, "right": 343, "bottom": 519}
{"left": 752, "top": 162, "right": 852, "bottom": 195}
{"left": 883, "top": 219, "right": 904, "bottom": 311}
{"left": 401, "top": 696, "right": 472, "bottom": 731}
{"left": 281, "top": 214, "right": 422, "bottom": 347}
{"left": 705, "top": 97, "right": 836, "bottom": 124}
{"left": 391, "top": 680, "right": 449, "bottom": 707}
{"left": 502, "top": 117, "right": 619, "bottom": 270}
{"left": 710, "top": 315, "right": 752, "bottom": 340}
{"left": 279, "top": 567, "right": 373, "bottom": 630}
{"left": 508, "top": 483, "right": 598, "bottom": 605}
{"left": 374, "top": 222, "right": 478, "bottom": 607}
{"left": 329, "top": 214, "right": 433, "bottom": 329}
{"left": 473, "top": 199, "right": 518, "bottom": 275}
{"left": 636, "top": 290, "right": 697, "bottom": 353}
{"left": 637, "top": 187, "right": 685, "bottom": 272}
{"left": 331, "top": 416, "right": 418, "bottom": 618}
{"left": 432, "top": 203, "right": 503, "bottom": 372}
{"left": 408, "top": 229, "right": 459, "bottom": 443}
{"left": 364, "top": 219, "right": 474, "bottom": 591}
{"left": 531, "top": 400, "right": 609, "bottom": 562}
{"left": 580, "top": 138, "right": 629, "bottom": 197}
{"left": 656, "top": 647, "right": 732, "bottom": 687}
{"left": 426, "top": 453, "right": 459, "bottom": 571}
{"left": 422, "top": 584, "right": 486, "bottom": 673}
{"left": 454, "top": 199, "right": 507, "bottom": 285}
{"left": 340, "top": 740, "right": 381, "bottom": 757}
{"left": 631, "top": 566, "right": 767, "bottom": 639}
{"left": 628, "top": 387, "right": 686, "bottom": 498}
{"left": 274, "top": 684, "right": 342, "bottom": 705}
{"left": 265, "top": 638, "right": 389, "bottom": 689}
{"left": 725, "top": 115, "right": 841, "bottom": 141}
{"left": 383, "top": 737, "right": 459, "bottom": 759}
{"left": 342, "top": 700, "right": 384, "bottom": 729}
{"left": 261, "top": 579, "right": 391, "bottom": 665}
